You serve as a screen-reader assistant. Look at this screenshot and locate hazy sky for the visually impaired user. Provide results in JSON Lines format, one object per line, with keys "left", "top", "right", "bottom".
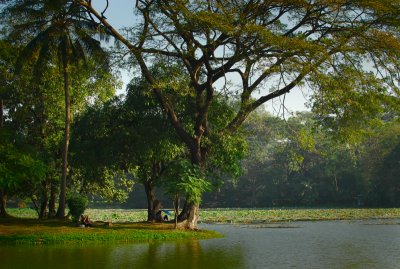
{"left": 94, "top": 0, "right": 309, "bottom": 115}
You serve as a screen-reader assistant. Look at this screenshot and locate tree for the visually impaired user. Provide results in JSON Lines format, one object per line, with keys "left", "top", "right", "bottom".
{"left": 0, "top": 39, "right": 13, "bottom": 216}
{"left": 230, "top": 109, "right": 285, "bottom": 207}
{"left": 77, "top": 0, "right": 400, "bottom": 228}
{"left": 363, "top": 121, "right": 400, "bottom": 206}
{"left": 6, "top": 0, "right": 112, "bottom": 218}
{"left": 377, "top": 141, "right": 400, "bottom": 206}
{"left": 71, "top": 72, "right": 185, "bottom": 221}
{"left": 72, "top": 63, "right": 246, "bottom": 222}
{"left": 161, "top": 159, "right": 212, "bottom": 228}
{"left": 0, "top": 129, "right": 47, "bottom": 217}
{"left": 0, "top": 37, "right": 115, "bottom": 218}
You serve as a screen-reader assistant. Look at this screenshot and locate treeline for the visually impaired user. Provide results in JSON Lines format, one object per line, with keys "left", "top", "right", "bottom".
{"left": 118, "top": 110, "right": 400, "bottom": 209}
{"left": 202, "top": 111, "right": 400, "bottom": 208}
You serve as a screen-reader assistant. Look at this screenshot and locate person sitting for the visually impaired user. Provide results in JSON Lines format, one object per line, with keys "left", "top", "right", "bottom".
{"left": 163, "top": 214, "right": 169, "bottom": 221}
{"left": 79, "top": 214, "right": 85, "bottom": 226}
{"left": 80, "top": 215, "right": 92, "bottom": 227}
{"left": 84, "top": 215, "right": 93, "bottom": 227}
{"left": 155, "top": 210, "right": 162, "bottom": 221}
{"left": 153, "top": 199, "right": 163, "bottom": 222}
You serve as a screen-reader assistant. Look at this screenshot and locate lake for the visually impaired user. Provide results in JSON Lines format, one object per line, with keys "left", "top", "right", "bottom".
{"left": 1, "top": 220, "right": 400, "bottom": 269}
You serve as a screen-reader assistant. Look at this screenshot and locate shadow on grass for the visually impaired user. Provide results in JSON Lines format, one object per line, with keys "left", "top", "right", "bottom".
{"left": 0, "top": 216, "right": 71, "bottom": 227}
{"left": 0, "top": 217, "right": 188, "bottom": 232}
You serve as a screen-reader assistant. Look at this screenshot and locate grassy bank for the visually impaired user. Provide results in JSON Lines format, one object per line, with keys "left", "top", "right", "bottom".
{"left": 7, "top": 207, "right": 400, "bottom": 223}
{"left": 0, "top": 218, "right": 220, "bottom": 245}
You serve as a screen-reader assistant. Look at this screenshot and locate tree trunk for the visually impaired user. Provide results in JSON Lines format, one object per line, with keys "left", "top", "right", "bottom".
{"left": 0, "top": 102, "right": 5, "bottom": 217}
{"left": 0, "top": 99, "right": 3, "bottom": 128}
{"left": 48, "top": 182, "right": 57, "bottom": 217}
{"left": 39, "top": 179, "right": 49, "bottom": 219}
{"left": 56, "top": 43, "right": 71, "bottom": 219}
{"left": 176, "top": 202, "right": 199, "bottom": 230}
{"left": 177, "top": 142, "right": 203, "bottom": 229}
{"left": 144, "top": 180, "right": 157, "bottom": 222}
{"left": 174, "top": 194, "right": 179, "bottom": 229}
{"left": 0, "top": 190, "right": 8, "bottom": 217}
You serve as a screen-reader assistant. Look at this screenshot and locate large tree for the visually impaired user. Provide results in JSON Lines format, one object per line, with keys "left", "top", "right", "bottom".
{"left": 0, "top": 36, "right": 115, "bottom": 219}
{"left": 71, "top": 76, "right": 185, "bottom": 222}
{"left": 77, "top": 0, "right": 400, "bottom": 228}
{"left": 71, "top": 62, "right": 245, "bottom": 221}
{"left": 6, "top": 0, "right": 112, "bottom": 218}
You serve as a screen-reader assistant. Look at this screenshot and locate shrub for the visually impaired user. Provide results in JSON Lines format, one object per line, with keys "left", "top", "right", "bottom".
{"left": 67, "top": 194, "right": 88, "bottom": 222}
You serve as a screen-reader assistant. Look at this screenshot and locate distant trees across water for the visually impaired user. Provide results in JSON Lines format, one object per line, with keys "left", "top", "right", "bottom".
{"left": 117, "top": 110, "right": 400, "bottom": 209}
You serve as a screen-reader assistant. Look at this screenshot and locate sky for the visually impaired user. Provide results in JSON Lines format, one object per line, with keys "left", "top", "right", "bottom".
{"left": 93, "top": 0, "right": 309, "bottom": 115}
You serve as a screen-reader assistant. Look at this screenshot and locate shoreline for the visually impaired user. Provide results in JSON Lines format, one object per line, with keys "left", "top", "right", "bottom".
{"left": 2, "top": 208, "right": 400, "bottom": 245}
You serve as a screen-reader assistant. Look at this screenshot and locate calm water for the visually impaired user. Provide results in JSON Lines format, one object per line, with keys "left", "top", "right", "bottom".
{"left": 1, "top": 220, "right": 400, "bottom": 269}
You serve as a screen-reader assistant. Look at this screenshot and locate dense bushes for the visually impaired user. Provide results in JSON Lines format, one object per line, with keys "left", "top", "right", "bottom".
{"left": 67, "top": 194, "right": 88, "bottom": 222}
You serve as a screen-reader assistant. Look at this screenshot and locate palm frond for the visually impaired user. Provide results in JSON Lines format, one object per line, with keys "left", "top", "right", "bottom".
{"left": 10, "top": 0, "right": 111, "bottom": 76}
{"left": 15, "top": 26, "right": 54, "bottom": 73}
{"left": 7, "top": 1, "right": 48, "bottom": 22}
{"left": 71, "top": 38, "right": 86, "bottom": 64}
{"left": 73, "top": 19, "right": 111, "bottom": 43}
{"left": 74, "top": 29, "right": 108, "bottom": 66}
{"left": 33, "top": 38, "right": 52, "bottom": 79}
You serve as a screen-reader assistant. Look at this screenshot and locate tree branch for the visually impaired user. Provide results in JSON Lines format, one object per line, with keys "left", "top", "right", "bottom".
{"left": 76, "top": 0, "right": 195, "bottom": 149}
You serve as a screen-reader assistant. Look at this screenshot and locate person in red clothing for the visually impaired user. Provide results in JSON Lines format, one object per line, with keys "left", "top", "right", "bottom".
{"left": 80, "top": 215, "right": 92, "bottom": 227}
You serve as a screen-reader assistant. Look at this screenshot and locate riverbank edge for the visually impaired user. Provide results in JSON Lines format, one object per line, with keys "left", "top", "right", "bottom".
{"left": 0, "top": 219, "right": 222, "bottom": 245}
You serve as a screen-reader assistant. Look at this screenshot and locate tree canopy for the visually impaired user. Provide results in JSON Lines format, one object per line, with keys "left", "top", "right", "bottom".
{"left": 75, "top": 0, "right": 400, "bottom": 228}
{"left": 4, "top": 0, "right": 115, "bottom": 218}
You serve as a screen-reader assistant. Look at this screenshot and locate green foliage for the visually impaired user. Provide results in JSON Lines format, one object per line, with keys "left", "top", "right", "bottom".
{"left": 2, "top": 0, "right": 118, "bottom": 217}
{"left": 67, "top": 193, "right": 88, "bottom": 222}
{"left": 365, "top": 122, "right": 400, "bottom": 206}
{"left": 76, "top": 168, "right": 136, "bottom": 204}
{"left": 0, "top": 130, "right": 47, "bottom": 193}
{"left": 76, "top": 1, "right": 400, "bottom": 216}
{"left": 70, "top": 69, "right": 185, "bottom": 201}
{"left": 124, "top": 0, "right": 400, "bottom": 134}
{"left": 202, "top": 109, "right": 400, "bottom": 208}
{"left": 6, "top": 0, "right": 111, "bottom": 73}
{"left": 2, "top": 0, "right": 399, "bottom": 215}
{"left": 310, "top": 66, "right": 399, "bottom": 142}
{"left": 206, "top": 132, "right": 247, "bottom": 179}
{"left": 205, "top": 97, "right": 248, "bottom": 180}
{"left": 162, "top": 159, "right": 212, "bottom": 205}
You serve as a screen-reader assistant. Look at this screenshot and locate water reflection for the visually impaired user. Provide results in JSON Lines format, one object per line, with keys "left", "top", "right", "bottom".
{"left": 0, "top": 238, "right": 244, "bottom": 269}
{"left": 1, "top": 220, "right": 400, "bottom": 269}
{"left": 102, "top": 240, "right": 244, "bottom": 269}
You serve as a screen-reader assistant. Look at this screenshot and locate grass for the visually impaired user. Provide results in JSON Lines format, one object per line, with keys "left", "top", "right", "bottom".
{"left": 0, "top": 217, "right": 219, "bottom": 245}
